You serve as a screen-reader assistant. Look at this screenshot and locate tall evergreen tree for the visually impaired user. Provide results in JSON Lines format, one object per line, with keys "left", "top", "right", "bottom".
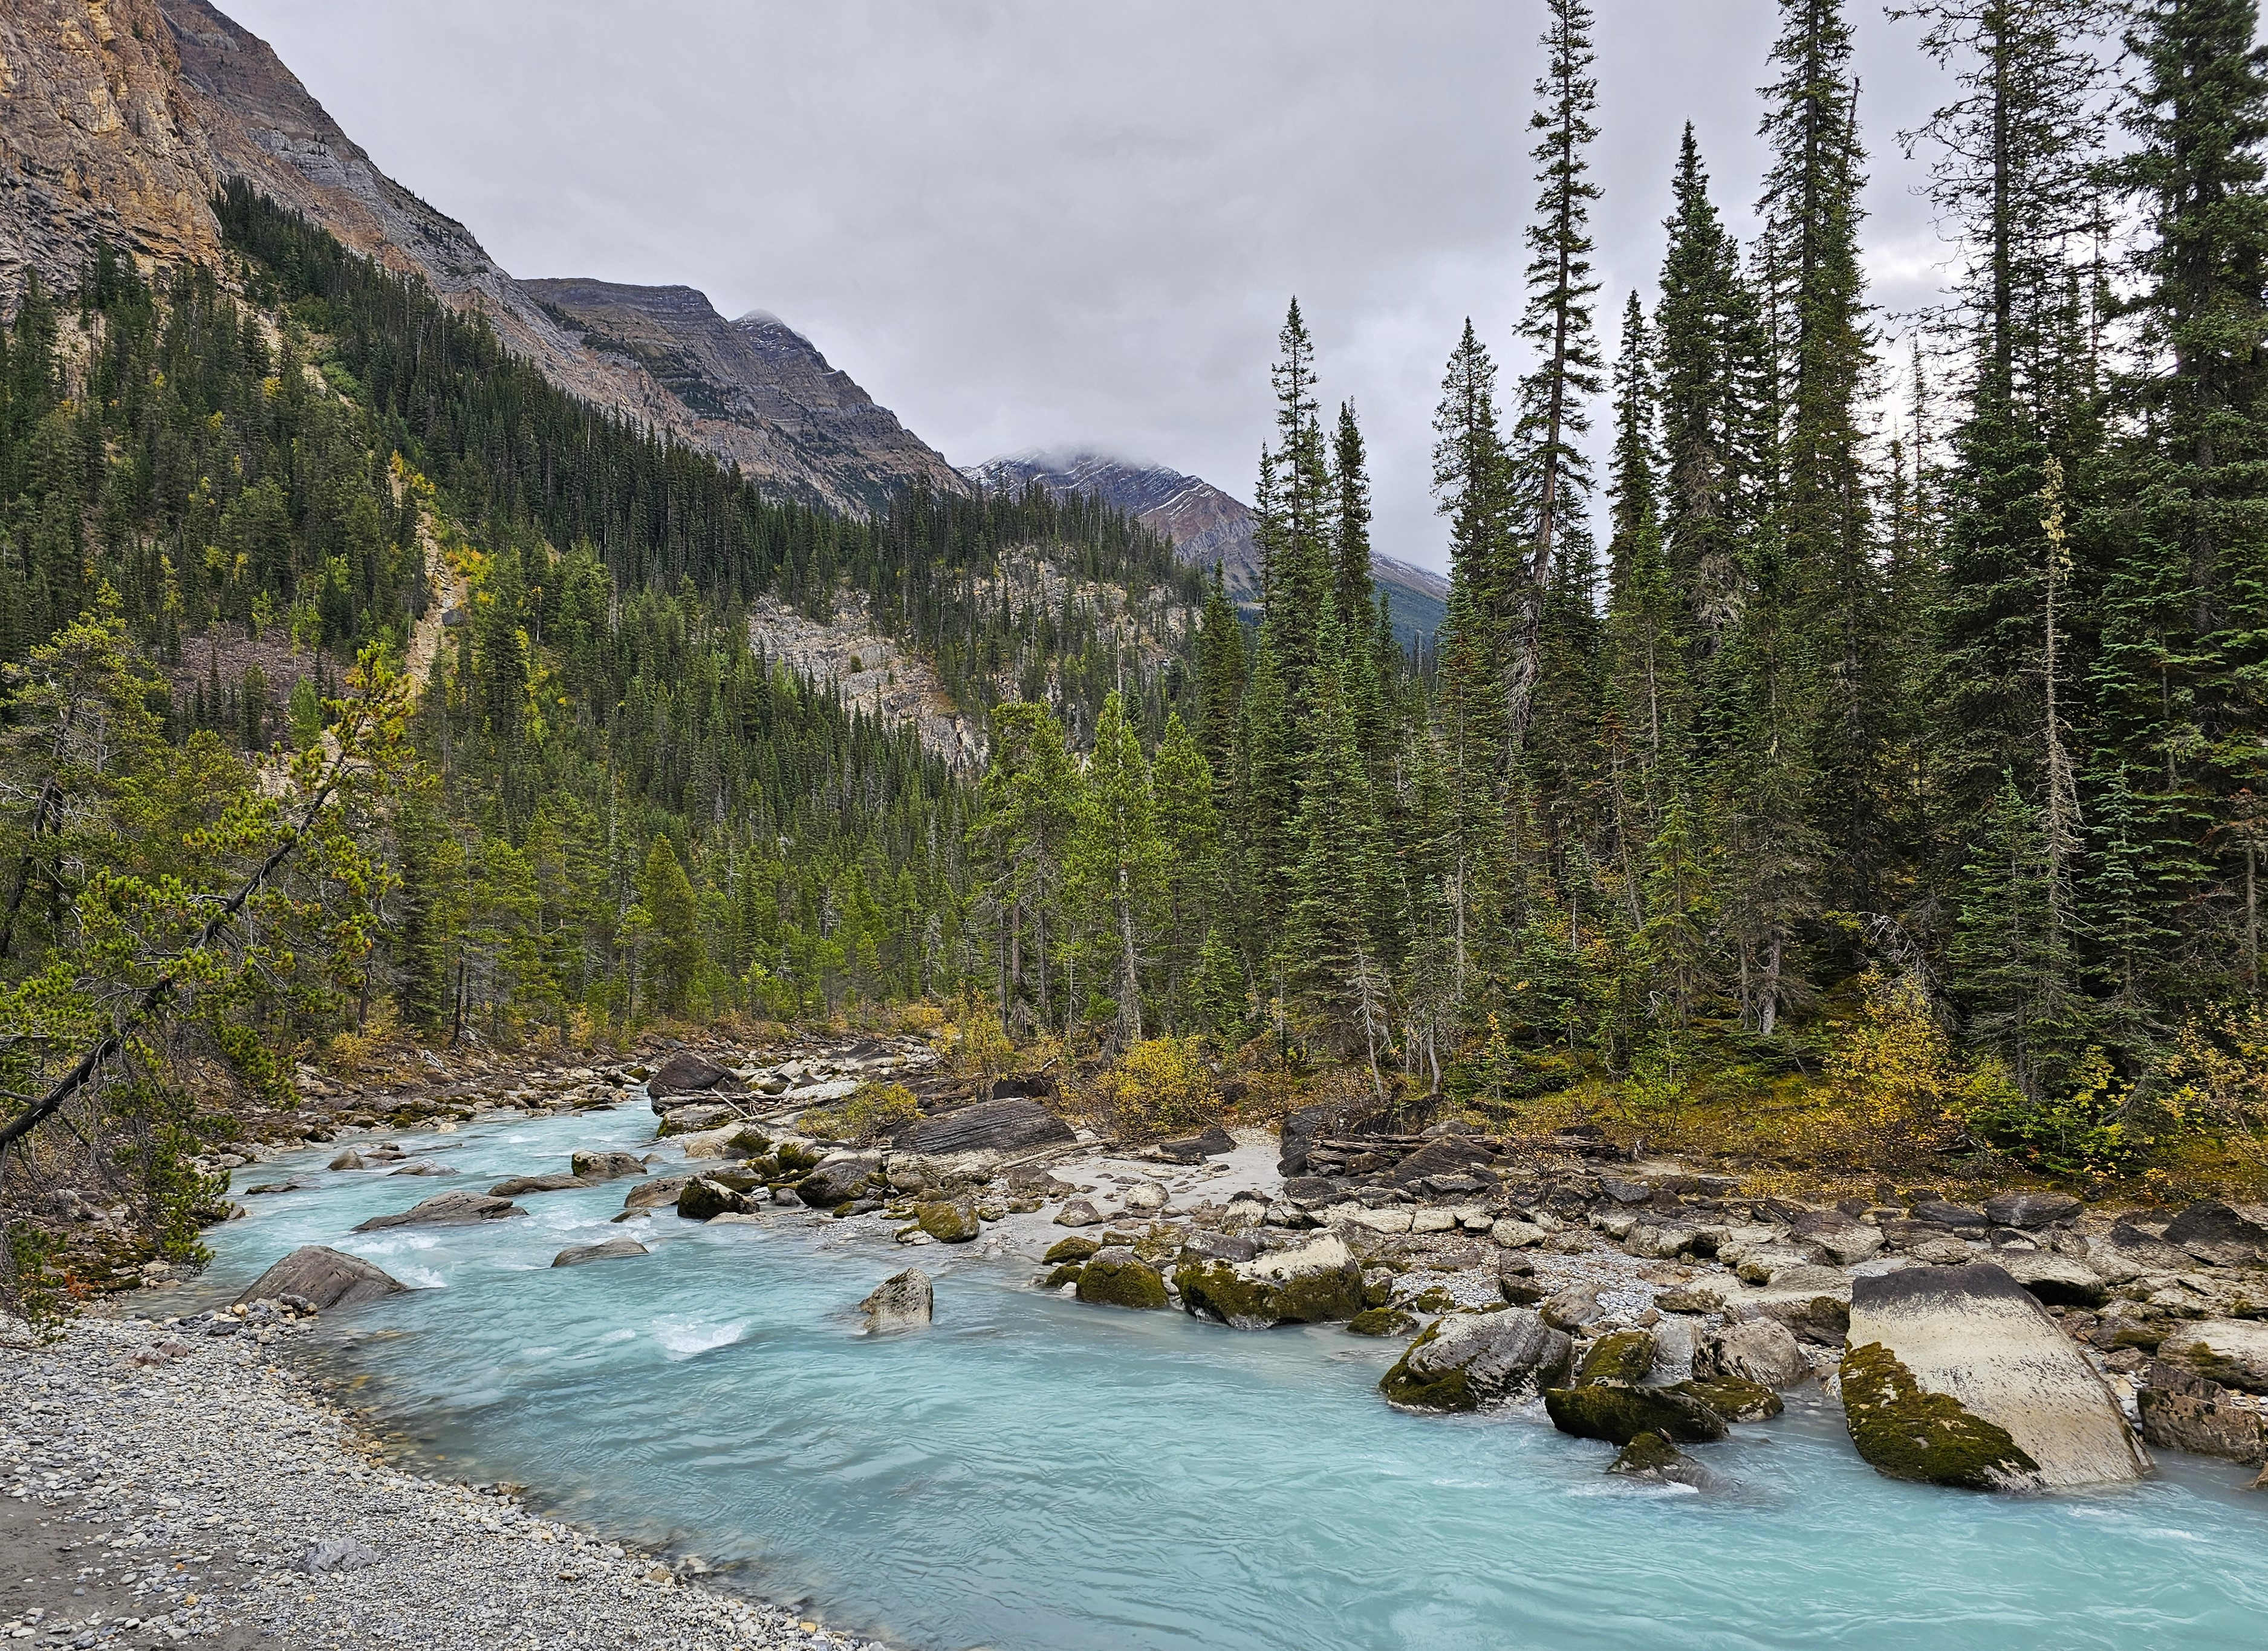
{"left": 1506, "top": 0, "right": 1605, "bottom": 748}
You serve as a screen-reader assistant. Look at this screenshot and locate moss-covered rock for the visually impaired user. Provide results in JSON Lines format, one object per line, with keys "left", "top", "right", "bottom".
{"left": 914, "top": 1199, "right": 980, "bottom": 1243}
{"left": 1839, "top": 1341, "right": 2039, "bottom": 1490}
{"left": 1379, "top": 1309, "right": 1572, "bottom": 1413}
{"left": 1544, "top": 1381, "right": 1729, "bottom": 1445}
{"left": 1044, "top": 1236, "right": 1100, "bottom": 1265}
{"left": 1076, "top": 1256, "right": 1169, "bottom": 1310}
{"left": 1607, "top": 1431, "right": 1684, "bottom": 1476}
{"left": 1348, "top": 1306, "right": 1420, "bottom": 1338}
{"left": 1379, "top": 1323, "right": 1478, "bottom": 1412}
{"left": 1175, "top": 1233, "right": 1364, "bottom": 1329}
{"left": 1044, "top": 1262, "right": 1086, "bottom": 1289}
{"left": 675, "top": 1177, "right": 750, "bottom": 1221}
{"left": 1576, "top": 1330, "right": 1657, "bottom": 1387}
{"left": 1362, "top": 1270, "right": 1395, "bottom": 1309}
{"left": 1403, "top": 1285, "right": 1459, "bottom": 1315}
{"left": 1675, "top": 1375, "right": 1782, "bottom": 1422}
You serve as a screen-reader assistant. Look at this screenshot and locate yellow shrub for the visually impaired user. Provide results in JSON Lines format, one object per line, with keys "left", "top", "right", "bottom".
{"left": 1088, "top": 1037, "right": 1222, "bottom": 1140}
{"left": 1821, "top": 969, "right": 1964, "bottom": 1170}
{"left": 798, "top": 1080, "right": 920, "bottom": 1144}
{"left": 2157, "top": 1007, "right": 2268, "bottom": 1179}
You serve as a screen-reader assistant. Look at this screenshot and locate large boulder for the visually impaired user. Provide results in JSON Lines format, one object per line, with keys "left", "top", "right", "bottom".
{"left": 913, "top": 1199, "right": 981, "bottom": 1243}
{"left": 1158, "top": 1124, "right": 1239, "bottom": 1164}
{"left": 571, "top": 1150, "right": 649, "bottom": 1182}
{"left": 905, "top": 1097, "right": 1075, "bottom": 1156}
{"left": 861, "top": 1268, "right": 934, "bottom": 1332}
{"left": 351, "top": 1192, "right": 527, "bottom": 1231}
{"left": 1692, "top": 1319, "right": 1810, "bottom": 1389}
{"left": 1379, "top": 1309, "right": 1572, "bottom": 1412}
{"left": 235, "top": 1246, "right": 406, "bottom": 1311}
{"left": 1995, "top": 1249, "right": 2108, "bottom": 1308}
{"left": 1841, "top": 1262, "right": 2151, "bottom": 1490}
{"left": 2156, "top": 1320, "right": 2268, "bottom": 1395}
{"left": 623, "top": 1174, "right": 694, "bottom": 1210}
{"left": 1544, "top": 1383, "right": 1729, "bottom": 1445}
{"left": 2137, "top": 1361, "right": 2268, "bottom": 1466}
{"left": 2162, "top": 1201, "right": 2268, "bottom": 1268}
{"left": 551, "top": 1237, "right": 648, "bottom": 1268}
{"left": 1983, "top": 1190, "right": 2084, "bottom": 1230}
{"left": 677, "top": 1177, "right": 753, "bottom": 1221}
{"left": 1075, "top": 1251, "right": 1168, "bottom": 1310}
{"left": 1574, "top": 1329, "right": 1657, "bottom": 1386}
{"left": 646, "top": 1052, "right": 749, "bottom": 1108}
{"left": 1175, "top": 1232, "right": 1363, "bottom": 1329}
{"left": 793, "top": 1152, "right": 882, "bottom": 1209}
{"left": 487, "top": 1173, "right": 585, "bottom": 1197}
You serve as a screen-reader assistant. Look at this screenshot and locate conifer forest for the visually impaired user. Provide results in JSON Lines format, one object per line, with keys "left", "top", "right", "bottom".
{"left": 8, "top": 0, "right": 2268, "bottom": 1250}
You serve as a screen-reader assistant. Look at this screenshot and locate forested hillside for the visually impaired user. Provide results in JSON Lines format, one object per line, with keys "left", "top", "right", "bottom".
{"left": 8, "top": 0, "right": 2268, "bottom": 1307}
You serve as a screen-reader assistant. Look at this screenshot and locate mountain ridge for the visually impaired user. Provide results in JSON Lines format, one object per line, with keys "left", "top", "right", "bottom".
{"left": 970, "top": 449, "right": 1449, "bottom": 646}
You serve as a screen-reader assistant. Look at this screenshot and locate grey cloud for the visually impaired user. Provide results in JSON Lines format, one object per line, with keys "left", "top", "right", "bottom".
{"left": 229, "top": 0, "right": 1966, "bottom": 571}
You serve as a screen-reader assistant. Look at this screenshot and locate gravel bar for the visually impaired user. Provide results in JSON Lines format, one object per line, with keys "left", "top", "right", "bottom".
{"left": 1, "top": 1312, "right": 893, "bottom": 1651}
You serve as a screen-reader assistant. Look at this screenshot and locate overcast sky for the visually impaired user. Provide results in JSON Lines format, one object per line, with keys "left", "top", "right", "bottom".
{"left": 224, "top": 0, "right": 1969, "bottom": 572}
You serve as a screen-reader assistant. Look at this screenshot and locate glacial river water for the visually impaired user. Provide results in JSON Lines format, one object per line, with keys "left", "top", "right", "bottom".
{"left": 198, "top": 1102, "right": 2268, "bottom": 1651}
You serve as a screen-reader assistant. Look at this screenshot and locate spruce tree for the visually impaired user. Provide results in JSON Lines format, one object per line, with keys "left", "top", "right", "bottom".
{"left": 1506, "top": 0, "right": 1605, "bottom": 748}
{"left": 1076, "top": 690, "right": 1165, "bottom": 1048}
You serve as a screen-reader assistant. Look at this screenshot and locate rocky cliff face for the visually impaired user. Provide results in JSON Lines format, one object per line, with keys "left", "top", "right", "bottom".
{"left": 524, "top": 280, "right": 967, "bottom": 516}
{"left": 970, "top": 450, "right": 1449, "bottom": 646}
{"left": 0, "top": 0, "right": 223, "bottom": 294}
{"left": 0, "top": 0, "right": 961, "bottom": 517}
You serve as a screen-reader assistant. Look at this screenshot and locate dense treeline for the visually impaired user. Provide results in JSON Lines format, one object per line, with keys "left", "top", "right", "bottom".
{"left": 0, "top": 190, "right": 1197, "bottom": 1058}
{"left": 964, "top": 0, "right": 2268, "bottom": 1181}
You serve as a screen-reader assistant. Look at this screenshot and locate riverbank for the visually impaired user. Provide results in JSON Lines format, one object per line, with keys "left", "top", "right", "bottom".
{"left": 0, "top": 1312, "right": 891, "bottom": 1651}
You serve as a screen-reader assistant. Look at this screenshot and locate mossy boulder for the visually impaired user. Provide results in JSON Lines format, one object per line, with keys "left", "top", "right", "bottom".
{"left": 1576, "top": 1329, "right": 1657, "bottom": 1387}
{"left": 675, "top": 1176, "right": 752, "bottom": 1221}
{"left": 1544, "top": 1381, "right": 1728, "bottom": 1445}
{"left": 1348, "top": 1306, "right": 1419, "bottom": 1337}
{"left": 1608, "top": 1431, "right": 1684, "bottom": 1476}
{"left": 1175, "top": 1232, "right": 1363, "bottom": 1329}
{"left": 1076, "top": 1254, "right": 1169, "bottom": 1310}
{"left": 1403, "top": 1285, "right": 1460, "bottom": 1315}
{"left": 1675, "top": 1375, "right": 1782, "bottom": 1422}
{"left": 1379, "top": 1308, "right": 1572, "bottom": 1413}
{"left": 1362, "top": 1270, "right": 1395, "bottom": 1309}
{"left": 914, "top": 1199, "right": 980, "bottom": 1243}
{"left": 1043, "top": 1262, "right": 1086, "bottom": 1289}
{"left": 1044, "top": 1236, "right": 1101, "bottom": 1265}
{"left": 1840, "top": 1341, "right": 2039, "bottom": 1490}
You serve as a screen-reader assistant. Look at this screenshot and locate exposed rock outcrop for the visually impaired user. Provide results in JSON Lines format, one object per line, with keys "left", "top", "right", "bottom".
{"left": 1841, "top": 1262, "right": 2149, "bottom": 1490}
{"left": 551, "top": 1237, "right": 648, "bottom": 1268}
{"left": 235, "top": 1245, "right": 404, "bottom": 1310}
{"left": 905, "top": 1096, "right": 1075, "bottom": 1156}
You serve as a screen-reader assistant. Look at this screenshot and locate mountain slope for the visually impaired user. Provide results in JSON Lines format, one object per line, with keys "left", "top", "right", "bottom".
{"left": 970, "top": 451, "right": 1450, "bottom": 646}
{"left": 522, "top": 279, "right": 966, "bottom": 516}
{"left": 0, "top": 0, "right": 961, "bottom": 516}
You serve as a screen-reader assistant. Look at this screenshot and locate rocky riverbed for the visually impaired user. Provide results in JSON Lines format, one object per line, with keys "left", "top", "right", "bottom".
{"left": 13, "top": 1031, "right": 2265, "bottom": 1648}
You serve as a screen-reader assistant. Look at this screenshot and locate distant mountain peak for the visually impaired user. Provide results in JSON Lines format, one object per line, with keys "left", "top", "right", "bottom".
{"left": 970, "top": 449, "right": 1448, "bottom": 645}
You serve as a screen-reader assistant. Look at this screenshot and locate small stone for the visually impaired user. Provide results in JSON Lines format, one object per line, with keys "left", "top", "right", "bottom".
{"left": 1054, "top": 1197, "right": 1105, "bottom": 1228}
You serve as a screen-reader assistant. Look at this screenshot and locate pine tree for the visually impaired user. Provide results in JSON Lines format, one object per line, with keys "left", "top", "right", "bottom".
{"left": 1432, "top": 321, "right": 1515, "bottom": 635}
{"left": 631, "top": 834, "right": 703, "bottom": 1017}
{"left": 1288, "top": 602, "right": 1383, "bottom": 1056}
{"left": 1151, "top": 710, "right": 1219, "bottom": 1031}
{"left": 1505, "top": 0, "right": 1605, "bottom": 748}
{"left": 1076, "top": 690, "right": 1165, "bottom": 1047}
{"left": 1195, "top": 565, "right": 1246, "bottom": 790}
{"left": 1655, "top": 125, "right": 1749, "bottom": 654}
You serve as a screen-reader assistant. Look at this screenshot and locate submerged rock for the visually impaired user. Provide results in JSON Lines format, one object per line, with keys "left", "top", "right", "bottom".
{"left": 1675, "top": 1375, "right": 1782, "bottom": 1422}
{"left": 1841, "top": 1262, "right": 2150, "bottom": 1491}
{"left": 1175, "top": 1231, "right": 1363, "bottom": 1329}
{"left": 236, "top": 1245, "right": 406, "bottom": 1311}
{"left": 1545, "top": 1382, "right": 1729, "bottom": 1446}
{"left": 1075, "top": 1251, "right": 1168, "bottom": 1310}
{"left": 487, "top": 1172, "right": 586, "bottom": 1197}
{"left": 351, "top": 1191, "right": 526, "bottom": 1231}
{"left": 2157, "top": 1320, "right": 2268, "bottom": 1395}
{"left": 1379, "top": 1309, "right": 1572, "bottom": 1412}
{"left": 1692, "top": 1319, "right": 1810, "bottom": 1389}
{"left": 862, "top": 1268, "right": 934, "bottom": 1332}
{"left": 1608, "top": 1431, "right": 1715, "bottom": 1489}
{"left": 623, "top": 1173, "right": 694, "bottom": 1210}
{"left": 552, "top": 1237, "right": 648, "bottom": 1268}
